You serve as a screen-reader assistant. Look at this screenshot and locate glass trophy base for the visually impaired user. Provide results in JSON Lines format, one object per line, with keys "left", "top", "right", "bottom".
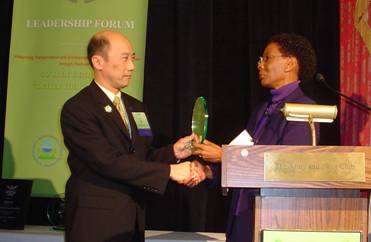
{"left": 52, "top": 225, "right": 64, "bottom": 231}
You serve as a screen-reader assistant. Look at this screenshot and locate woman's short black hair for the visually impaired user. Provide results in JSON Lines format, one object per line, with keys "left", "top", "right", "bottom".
{"left": 268, "top": 33, "right": 317, "bottom": 81}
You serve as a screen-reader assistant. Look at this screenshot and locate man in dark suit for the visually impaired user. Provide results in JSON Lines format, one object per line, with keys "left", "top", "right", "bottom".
{"left": 60, "top": 30, "right": 199, "bottom": 242}
{"left": 192, "top": 33, "right": 320, "bottom": 242}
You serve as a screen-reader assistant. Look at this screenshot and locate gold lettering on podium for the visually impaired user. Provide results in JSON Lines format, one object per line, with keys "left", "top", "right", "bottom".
{"left": 264, "top": 152, "right": 365, "bottom": 182}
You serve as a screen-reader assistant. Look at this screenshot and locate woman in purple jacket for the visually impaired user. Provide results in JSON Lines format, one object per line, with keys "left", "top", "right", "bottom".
{"left": 193, "top": 33, "right": 320, "bottom": 242}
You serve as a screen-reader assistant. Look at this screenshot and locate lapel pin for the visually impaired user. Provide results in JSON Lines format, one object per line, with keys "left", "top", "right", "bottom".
{"left": 104, "top": 105, "right": 112, "bottom": 113}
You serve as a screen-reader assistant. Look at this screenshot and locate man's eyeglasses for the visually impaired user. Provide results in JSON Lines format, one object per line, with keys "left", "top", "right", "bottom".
{"left": 258, "top": 55, "right": 287, "bottom": 65}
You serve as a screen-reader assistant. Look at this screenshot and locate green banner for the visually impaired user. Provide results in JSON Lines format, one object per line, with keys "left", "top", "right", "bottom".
{"left": 2, "top": 0, "right": 148, "bottom": 197}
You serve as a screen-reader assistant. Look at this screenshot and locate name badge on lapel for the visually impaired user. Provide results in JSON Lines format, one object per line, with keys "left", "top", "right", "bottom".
{"left": 132, "top": 112, "right": 152, "bottom": 136}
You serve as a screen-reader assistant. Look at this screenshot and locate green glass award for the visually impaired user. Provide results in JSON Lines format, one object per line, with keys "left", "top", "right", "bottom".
{"left": 47, "top": 194, "right": 65, "bottom": 230}
{"left": 191, "top": 96, "right": 208, "bottom": 144}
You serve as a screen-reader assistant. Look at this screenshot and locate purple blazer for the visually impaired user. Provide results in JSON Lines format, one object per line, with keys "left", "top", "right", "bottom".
{"left": 226, "top": 86, "right": 319, "bottom": 242}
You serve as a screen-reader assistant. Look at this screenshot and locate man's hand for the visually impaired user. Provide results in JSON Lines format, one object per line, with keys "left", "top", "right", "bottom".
{"left": 170, "top": 161, "right": 192, "bottom": 184}
{"left": 173, "top": 133, "right": 196, "bottom": 159}
{"left": 185, "top": 160, "right": 213, "bottom": 187}
{"left": 170, "top": 160, "right": 210, "bottom": 187}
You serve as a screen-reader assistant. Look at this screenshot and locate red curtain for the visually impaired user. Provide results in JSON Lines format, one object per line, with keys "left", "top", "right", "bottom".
{"left": 340, "top": 0, "right": 371, "bottom": 145}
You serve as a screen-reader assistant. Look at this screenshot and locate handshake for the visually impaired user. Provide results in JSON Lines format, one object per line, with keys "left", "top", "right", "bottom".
{"left": 169, "top": 160, "right": 212, "bottom": 187}
{"left": 168, "top": 133, "right": 219, "bottom": 187}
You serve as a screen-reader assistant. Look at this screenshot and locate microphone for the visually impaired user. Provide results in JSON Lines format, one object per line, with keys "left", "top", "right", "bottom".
{"left": 315, "top": 73, "right": 371, "bottom": 111}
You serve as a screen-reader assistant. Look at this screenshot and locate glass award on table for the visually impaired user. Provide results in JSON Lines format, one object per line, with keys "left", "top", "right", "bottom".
{"left": 47, "top": 194, "right": 65, "bottom": 230}
{"left": 185, "top": 96, "right": 208, "bottom": 149}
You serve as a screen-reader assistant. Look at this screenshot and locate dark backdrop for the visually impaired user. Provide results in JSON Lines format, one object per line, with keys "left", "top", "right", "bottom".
{"left": 0, "top": 0, "right": 339, "bottom": 233}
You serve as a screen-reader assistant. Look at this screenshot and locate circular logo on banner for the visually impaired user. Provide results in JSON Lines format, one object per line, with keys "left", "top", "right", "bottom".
{"left": 33, "top": 136, "right": 63, "bottom": 167}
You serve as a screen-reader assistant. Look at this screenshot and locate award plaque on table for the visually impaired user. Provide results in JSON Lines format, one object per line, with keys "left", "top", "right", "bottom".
{"left": 0, "top": 179, "right": 33, "bottom": 229}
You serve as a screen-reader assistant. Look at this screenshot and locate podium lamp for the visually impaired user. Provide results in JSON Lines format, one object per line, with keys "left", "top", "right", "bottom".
{"left": 280, "top": 103, "right": 338, "bottom": 146}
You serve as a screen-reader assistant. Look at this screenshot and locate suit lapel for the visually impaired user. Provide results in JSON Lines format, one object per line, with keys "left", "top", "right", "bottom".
{"left": 252, "top": 102, "right": 269, "bottom": 134}
{"left": 257, "top": 87, "right": 304, "bottom": 143}
{"left": 88, "top": 81, "right": 132, "bottom": 141}
{"left": 252, "top": 87, "right": 304, "bottom": 141}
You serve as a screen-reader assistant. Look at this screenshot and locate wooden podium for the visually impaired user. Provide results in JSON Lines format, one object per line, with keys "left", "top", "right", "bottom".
{"left": 222, "top": 145, "right": 371, "bottom": 242}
